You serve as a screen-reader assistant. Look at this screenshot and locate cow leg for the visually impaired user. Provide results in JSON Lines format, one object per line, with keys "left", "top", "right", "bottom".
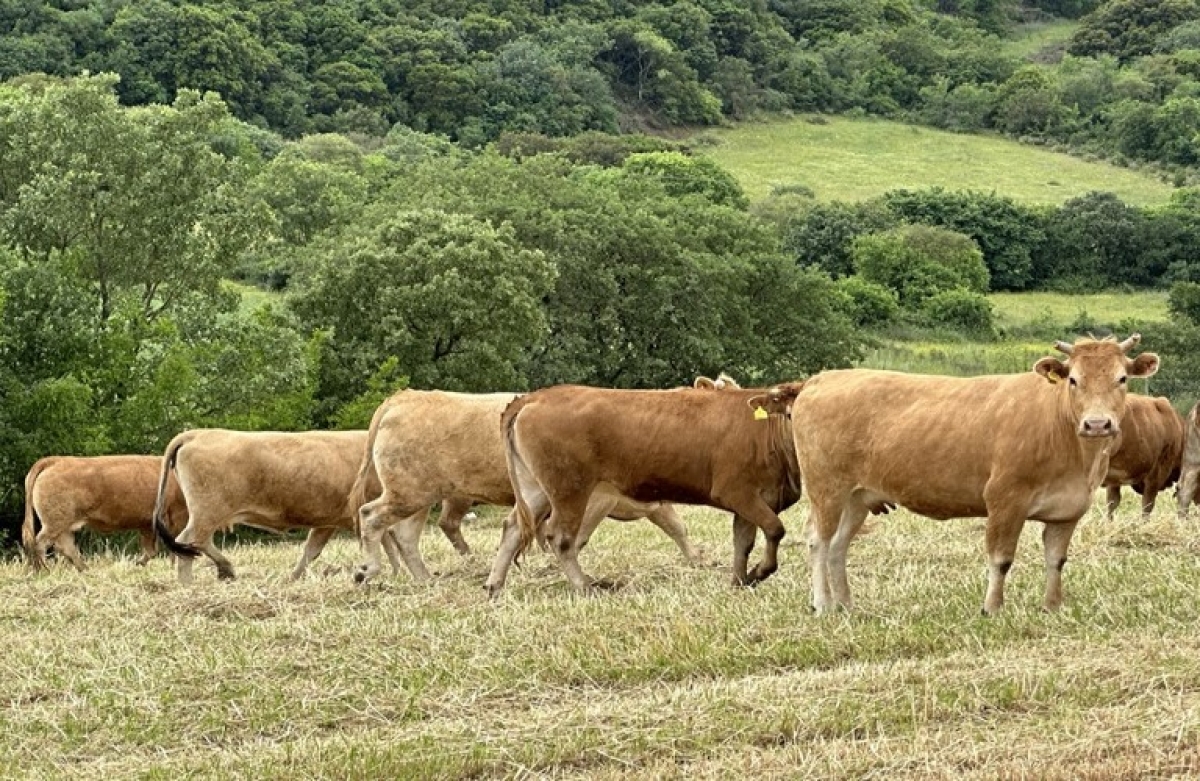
{"left": 200, "top": 541, "right": 235, "bottom": 580}
{"left": 722, "top": 493, "right": 786, "bottom": 586}
{"left": 382, "top": 530, "right": 404, "bottom": 574}
{"left": 827, "top": 497, "right": 870, "bottom": 609}
{"left": 1105, "top": 485, "right": 1121, "bottom": 520}
{"left": 54, "top": 532, "right": 86, "bottom": 571}
{"left": 291, "top": 527, "right": 337, "bottom": 580}
{"left": 644, "top": 504, "right": 702, "bottom": 564}
{"left": 485, "top": 510, "right": 524, "bottom": 598}
{"left": 1178, "top": 467, "right": 1199, "bottom": 519}
{"left": 436, "top": 497, "right": 473, "bottom": 555}
{"left": 135, "top": 529, "right": 158, "bottom": 566}
{"left": 1140, "top": 486, "right": 1158, "bottom": 517}
{"left": 806, "top": 512, "right": 833, "bottom": 612}
{"left": 389, "top": 510, "right": 433, "bottom": 581}
{"left": 982, "top": 509, "right": 1027, "bottom": 615}
{"left": 1042, "top": 520, "right": 1077, "bottom": 612}
{"left": 33, "top": 527, "right": 56, "bottom": 570}
{"left": 730, "top": 515, "right": 757, "bottom": 585}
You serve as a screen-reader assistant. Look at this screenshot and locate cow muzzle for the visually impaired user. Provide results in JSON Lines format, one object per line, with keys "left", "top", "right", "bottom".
{"left": 1079, "top": 417, "right": 1118, "bottom": 438}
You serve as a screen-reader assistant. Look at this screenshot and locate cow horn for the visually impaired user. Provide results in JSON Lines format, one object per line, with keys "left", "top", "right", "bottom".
{"left": 1054, "top": 340, "right": 1074, "bottom": 356}
{"left": 1119, "top": 333, "right": 1141, "bottom": 352}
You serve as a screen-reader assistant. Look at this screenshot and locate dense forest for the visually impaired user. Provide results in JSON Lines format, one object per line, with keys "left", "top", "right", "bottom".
{"left": 3, "top": 0, "right": 1200, "bottom": 539}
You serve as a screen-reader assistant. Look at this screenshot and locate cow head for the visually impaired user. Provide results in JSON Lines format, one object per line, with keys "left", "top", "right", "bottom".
{"left": 749, "top": 382, "right": 805, "bottom": 418}
{"left": 694, "top": 373, "right": 742, "bottom": 390}
{"left": 1033, "top": 333, "right": 1159, "bottom": 438}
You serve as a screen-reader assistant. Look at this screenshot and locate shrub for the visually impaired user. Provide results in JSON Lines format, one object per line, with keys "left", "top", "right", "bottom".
{"left": 837, "top": 276, "right": 900, "bottom": 327}
{"left": 922, "top": 289, "right": 995, "bottom": 334}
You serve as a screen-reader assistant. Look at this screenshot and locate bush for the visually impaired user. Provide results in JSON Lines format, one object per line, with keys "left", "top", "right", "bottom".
{"left": 852, "top": 225, "right": 989, "bottom": 306}
{"left": 922, "top": 289, "right": 995, "bottom": 334}
{"left": 837, "top": 276, "right": 900, "bottom": 327}
{"left": 1168, "top": 281, "right": 1200, "bottom": 325}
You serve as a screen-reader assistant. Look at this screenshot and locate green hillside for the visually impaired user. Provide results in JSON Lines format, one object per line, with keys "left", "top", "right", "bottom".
{"left": 702, "top": 117, "right": 1179, "bottom": 206}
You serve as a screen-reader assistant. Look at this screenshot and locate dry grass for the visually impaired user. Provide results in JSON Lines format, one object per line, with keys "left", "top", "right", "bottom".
{"left": 5, "top": 500, "right": 1200, "bottom": 779}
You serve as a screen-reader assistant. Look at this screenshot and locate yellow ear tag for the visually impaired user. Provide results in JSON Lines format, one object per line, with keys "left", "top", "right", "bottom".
{"left": 1047, "top": 372, "right": 1059, "bottom": 384}
{"left": 753, "top": 406, "right": 769, "bottom": 421}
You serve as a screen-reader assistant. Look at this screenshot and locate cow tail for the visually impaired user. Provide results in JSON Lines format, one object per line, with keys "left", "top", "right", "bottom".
{"left": 502, "top": 398, "right": 537, "bottom": 559}
{"left": 22, "top": 458, "right": 53, "bottom": 570}
{"left": 349, "top": 398, "right": 391, "bottom": 538}
{"left": 154, "top": 432, "right": 200, "bottom": 558}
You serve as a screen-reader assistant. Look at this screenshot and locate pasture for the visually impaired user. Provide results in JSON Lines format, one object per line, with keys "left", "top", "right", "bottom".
{"left": 6, "top": 500, "right": 1200, "bottom": 778}
{"left": 700, "top": 116, "right": 1179, "bottom": 206}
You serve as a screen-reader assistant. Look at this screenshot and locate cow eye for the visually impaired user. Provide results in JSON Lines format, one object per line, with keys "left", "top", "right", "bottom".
{"left": 1068, "top": 377, "right": 1078, "bottom": 387}
{"left": 1118, "top": 376, "right": 1127, "bottom": 385}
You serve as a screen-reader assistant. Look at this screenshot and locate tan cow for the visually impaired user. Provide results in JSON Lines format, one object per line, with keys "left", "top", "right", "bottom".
{"left": 785, "top": 334, "right": 1158, "bottom": 615}
{"left": 486, "top": 384, "right": 800, "bottom": 596}
{"left": 352, "top": 385, "right": 718, "bottom": 585}
{"left": 152, "top": 429, "right": 406, "bottom": 583}
{"left": 22, "top": 455, "right": 189, "bottom": 570}
{"left": 1176, "top": 402, "right": 1200, "bottom": 518}
{"left": 1103, "top": 394, "right": 1184, "bottom": 518}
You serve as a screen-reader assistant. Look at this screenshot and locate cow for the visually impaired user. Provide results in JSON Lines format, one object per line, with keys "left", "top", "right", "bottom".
{"left": 785, "top": 334, "right": 1159, "bottom": 615}
{"left": 22, "top": 455, "right": 189, "bottom": 570}
{"left": 1176, "top": 402, "right": 1200, "bottom": 518}
{"left": 352, "top": 385, "right": 720, "bottom": 585}
{"left": 1103, "top": 394, "right": 1184, "bottom": 519}
{"left": 152, "top": 429, "right": 407, "bottom": 583}
{"left": 485, "top": 383, "right": 800, "bottom": 596}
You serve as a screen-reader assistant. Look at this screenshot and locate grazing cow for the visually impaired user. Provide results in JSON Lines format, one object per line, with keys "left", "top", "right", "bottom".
{"left": 1176, "top": 402, "right": 1200, "bottom": 518}
{"left": 22, "top": 455, "right": 189, "bottom": 570}
{"left": 1103, "top": 394, "right": 1184, "bottom": 518}
{"left": 153, "top": 429, "right": 405, "bottom": 583}
{"left": 352, "top": 384, "right": 719, "bottom": 585}
{"left": 786, "top": 334, "right": 1158, "bottom": 615}
{"left": 486, "top": 383, "right": 800, "bottom": 596}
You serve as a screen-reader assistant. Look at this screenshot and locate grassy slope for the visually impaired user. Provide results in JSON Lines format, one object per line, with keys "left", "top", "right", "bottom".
{"left": 6, "top": 504, "right": 1200, "bottom": 778}
{"left": 701, "top": 116, "right": 1178, "bottom": 205}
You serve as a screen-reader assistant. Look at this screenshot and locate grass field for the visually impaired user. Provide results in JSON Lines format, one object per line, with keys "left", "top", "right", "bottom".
{"left": 701, "top": 116, "right": 1179, "bottom": 206}
{"left": 8, "top": 501, "right": 1200, "bottom": 778}
{"left": 1002, "top": 19, "right": 1080, "bottom": 61}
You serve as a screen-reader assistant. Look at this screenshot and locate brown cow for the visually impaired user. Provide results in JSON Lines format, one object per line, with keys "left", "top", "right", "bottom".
{"left": 1103, "top": 394, "right": 1184, "bottom": 519}
{"left": 22, "top": 455, "right": 189, "bottom": 570}
{"left": 352, "top": 387, "right": 714, "bottom": 585}
{"left": 787, "top": 334, "right": 1159, "bottom": 615}
{"left": 153, "top": 429, "right": 405, "bottom": 583}
{"left": 486, "top": 384, "right": 800, "bottom": 596}
{"left": 1176, "top": 402, "right": 1200, "bottom": 518}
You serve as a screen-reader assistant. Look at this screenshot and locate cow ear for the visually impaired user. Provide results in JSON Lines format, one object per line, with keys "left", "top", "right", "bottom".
{"left": 694, "top": 376, "right": 715, "bottom": 389}
{"left": 1034, "top": 357, "right": 1069, "bottom": 383}
{"left": 1129, "top": 352, "right": 1160, "bottom": 378}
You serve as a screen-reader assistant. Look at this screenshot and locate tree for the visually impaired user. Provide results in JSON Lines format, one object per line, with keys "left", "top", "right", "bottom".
{"left": 288, "top": 208, "right": 556, "bottom": 419}
{"left": 0, "top": 75, "right": 266, "bottom": 322}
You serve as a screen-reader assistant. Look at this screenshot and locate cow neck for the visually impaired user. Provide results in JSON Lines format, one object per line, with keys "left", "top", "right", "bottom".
{"left": 766, "top": 414, "right": 801, "bottom": 502}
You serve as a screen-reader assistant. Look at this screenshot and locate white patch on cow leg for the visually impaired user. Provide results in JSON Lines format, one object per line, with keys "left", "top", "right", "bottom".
{"left": 828, "top": 499, "right": 869, "bottom": 609}
{"left": 291, "top": 527, "right": 337, "bottom": 580}
{"left": 807, "top": 503, "right": 841, "bottom": 613}
{"left": 485, "top": 510, "right": 524, "bottom": 597}
{"left": 1041, "top": 520, "right": 1077, "bottom": 612}
{"left": 355, "top": 495, "right": 406, "bottom": 585}
{"left": 982, "top": 510, "right": 1026, "bottom": 615}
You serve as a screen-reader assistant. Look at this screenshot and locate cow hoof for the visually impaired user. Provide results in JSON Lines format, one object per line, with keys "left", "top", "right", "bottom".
{"left": 217, "top": 569, "right": 236, "bottom": 581}
{"left": 353, "top": 570, "right": 369, "bottom": 585}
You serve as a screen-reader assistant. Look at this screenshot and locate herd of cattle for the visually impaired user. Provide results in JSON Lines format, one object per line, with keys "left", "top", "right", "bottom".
{"left": 19, "top": 334, "right": 1200, "bottom": 613}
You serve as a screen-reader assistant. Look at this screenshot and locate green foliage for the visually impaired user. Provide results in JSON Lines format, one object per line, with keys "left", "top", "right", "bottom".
{"left": 880, "top": 188, "right": 1046, "bottom": 291}
{"left": 783, "top": 200, "right": 898, "bottom": 278}
{"left": 921, "top": 289, "right": 995, "bottom": 334}
{"left": 852, "top": 225, "right": 988, "bottom": 318}
{"left": 1069, "top": 0, "right": 1200, "bottom": 62}
{"left": 620, "top": 151, "right": 749, "bottom": 208}
{"left": 1167, "top": 281, "right": 1200, "bottom": 324}
{"left": 837, "top": 275, "right": 900, "bottom": 327}
{"left": 329, "top": 358, "right": 408, "bottom": 431}
{"left": 289, "top": 207, "right": 556, "bottom": 417}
